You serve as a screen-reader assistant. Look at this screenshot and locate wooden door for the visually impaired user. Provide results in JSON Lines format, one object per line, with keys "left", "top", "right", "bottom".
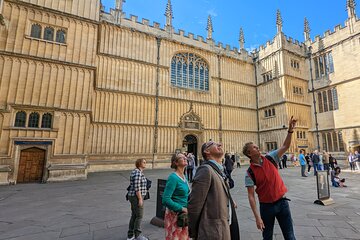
{"left": 17, "top": 147, "right": 45, "bottom": 183}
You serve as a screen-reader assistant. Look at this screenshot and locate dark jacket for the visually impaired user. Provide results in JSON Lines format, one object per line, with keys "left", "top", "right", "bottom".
{"left": 312, "top": 154, "right": 320, "bottom": 164}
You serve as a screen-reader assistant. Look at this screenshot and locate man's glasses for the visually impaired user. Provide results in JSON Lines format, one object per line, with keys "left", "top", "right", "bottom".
{"left": 203, "top": 141, "right": 221, "bottom": 150}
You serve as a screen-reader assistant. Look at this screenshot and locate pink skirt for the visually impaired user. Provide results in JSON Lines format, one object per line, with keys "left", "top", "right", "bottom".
{"left": 165, "top": 208, "right": 189, "bottom": 240}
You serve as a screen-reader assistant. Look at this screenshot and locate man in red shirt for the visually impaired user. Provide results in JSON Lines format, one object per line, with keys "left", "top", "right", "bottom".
{"left": 243, "top": 116, "right": 297, "bottom": 240}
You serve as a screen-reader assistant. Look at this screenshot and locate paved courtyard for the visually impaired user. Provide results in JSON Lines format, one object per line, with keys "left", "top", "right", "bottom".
{"left": 0, "top": 165, "right": 360, "bottom": 240}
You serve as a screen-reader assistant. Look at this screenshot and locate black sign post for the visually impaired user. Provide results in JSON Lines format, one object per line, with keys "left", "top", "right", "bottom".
{"left": 150, "top": 179, "right": 167, "bottom": 227}
{"left": 314, "top": 170, "right": 334, "bottom": 206}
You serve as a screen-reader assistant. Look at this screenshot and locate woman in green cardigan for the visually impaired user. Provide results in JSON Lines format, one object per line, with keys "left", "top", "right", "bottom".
{"left": 162, "top": 153, "right": 190, "bottom": 240}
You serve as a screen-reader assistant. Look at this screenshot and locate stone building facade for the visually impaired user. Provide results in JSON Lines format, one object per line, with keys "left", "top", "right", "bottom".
{"left": 0, "top": 0, "right": 359, "bottom": 184}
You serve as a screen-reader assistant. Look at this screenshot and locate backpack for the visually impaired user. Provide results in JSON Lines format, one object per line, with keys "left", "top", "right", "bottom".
{"left": 247, "top": 155, "right": 278, "bottom": 186}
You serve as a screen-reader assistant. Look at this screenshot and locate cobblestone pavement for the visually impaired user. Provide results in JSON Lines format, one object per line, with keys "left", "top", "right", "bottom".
{"left": 0, "top": 166, "right": 359, "bottom": 240}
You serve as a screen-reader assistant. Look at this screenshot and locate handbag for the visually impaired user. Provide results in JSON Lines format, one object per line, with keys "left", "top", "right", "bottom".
{"left": 143, "top": 191, "right": 150, "bottom": 200}
{"left": 177, "top": 212, "right": 189, "bottom": 227}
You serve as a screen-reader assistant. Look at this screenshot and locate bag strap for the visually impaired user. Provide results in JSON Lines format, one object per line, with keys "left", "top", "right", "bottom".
{"left": 247, "top": 167, "right": 256, "bottom": 186}
{"left": 247, "top": 155, "right": 278, "bottom": 186}
{"left": 203, "top": 161, "right": 230, "bottom": 197}
{"left": 265, "top": 155, "right": 278, "bottom": 169}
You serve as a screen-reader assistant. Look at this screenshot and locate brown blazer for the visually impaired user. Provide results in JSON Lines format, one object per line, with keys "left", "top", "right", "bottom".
{"left": 188, "top": 163, "right": 236, "bottom": 240}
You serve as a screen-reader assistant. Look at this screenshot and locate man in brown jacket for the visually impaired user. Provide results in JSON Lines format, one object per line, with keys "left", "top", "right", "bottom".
{"left": 188, "top": 141, "right": 240, "bottom": 240}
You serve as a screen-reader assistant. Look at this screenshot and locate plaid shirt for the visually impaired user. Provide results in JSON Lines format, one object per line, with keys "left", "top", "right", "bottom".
{"left": 128, "top": 168, "right": 147, "bottom": 197}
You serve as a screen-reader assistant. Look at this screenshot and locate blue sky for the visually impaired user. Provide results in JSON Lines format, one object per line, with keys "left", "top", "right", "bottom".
{"left": 102, "top": 0, "right": 358, "bottom": 51}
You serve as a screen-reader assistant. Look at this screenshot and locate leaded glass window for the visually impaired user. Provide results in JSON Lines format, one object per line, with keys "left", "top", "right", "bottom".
{"left": 41, "top": 113, "right": 52, "bottom": 128}
{"left": 56, "top": 29, "right": 66, "bottom": 43}
{"left": 30, "top": 24, "right": 42, "bottom": 38}
{"left": 332, "top": 88, "right": 339, "bottom": 110}
{"left": 327, "top": 89, "right": 333, "bottom": 111}
{"left": 338, "top": 132, "right": 345, "bottom": 152}
{"left": 14, "top": 111, "right": 26, "bottom": 127}
{"left": 28, "top": 112, "right": 40, "bottom": 128}
{"left": 44, "top": 26, "right": 54, "bottom": 41}
{"left": 318, "top": 92, "right": 323, "bottom": 113}
{"left": 323, "top": 91, "right": 328, "bottom": 112}
{"left": 170, "top": 53, "right": 209, "bottom": 91}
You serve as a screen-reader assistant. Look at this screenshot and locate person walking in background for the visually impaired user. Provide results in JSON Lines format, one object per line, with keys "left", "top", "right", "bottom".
{"left": 355, "top": 151, "right": 360, "bottom": 171}
{"left": 236, "top": 152, "right": 241, "bottom": 168}
{"left": 127, "top": 159, "right": 149, "bottom": 240}
{"left": 312, "top": 150, "right": 320, "bottom": 176}
{"left": 186, "top": 152, "right": 195, "bottom": 182}
{"left": 162, "top": 153, "right": 190, "bottom": 240}
{"left": 305, "top": 153, "right": 311, "bottom": 174}
{"left": 243, "top": 116, "right": 297, "bottom": 240}
{"left": 323, "top": 151, "right": 330, "bottom": 172}
{"left": 329, "top": 154, "right": 336, "bottom": 170}
{"left": 281, "top": 154, "right": 287, "bottom": 168}
{"left": 299, "top": 150, "right": 307, "bottom": 177}
{"left": 348, "top": 152, "right": 356, "bottom": 171}
{"left": 188, "top": 141, "right": 240, "bottom": 240}
{"left": 224, "top": 153, "right": 234, "bottom": 178}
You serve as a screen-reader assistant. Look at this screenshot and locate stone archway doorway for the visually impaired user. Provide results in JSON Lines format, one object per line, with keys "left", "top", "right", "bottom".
{"left": 184, "top": 135, "right": 198, "bottom": 166}
{"left": 17, "top": 147, "right": 46, "bottom": 183}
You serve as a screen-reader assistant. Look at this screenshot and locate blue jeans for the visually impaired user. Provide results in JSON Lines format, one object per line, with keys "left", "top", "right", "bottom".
{"left": 260, "top": 198, "right": 296, "bottom": 240}
{"left": 313, "top": 163, "right": 319, "bottom": 175}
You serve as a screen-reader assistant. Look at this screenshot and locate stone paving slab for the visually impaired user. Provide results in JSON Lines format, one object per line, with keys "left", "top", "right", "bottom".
{"left": 0, "top": 167, "right": 359, "bottom": 240}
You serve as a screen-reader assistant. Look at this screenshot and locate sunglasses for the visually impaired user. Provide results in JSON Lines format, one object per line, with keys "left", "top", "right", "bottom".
{"left": 203, "top": 141, "right": 221, "bottom": 150}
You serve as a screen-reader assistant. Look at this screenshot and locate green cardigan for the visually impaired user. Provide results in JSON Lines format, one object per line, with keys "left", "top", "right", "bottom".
{"left": 162, "top": 172, "right": 190, "bottom": 212}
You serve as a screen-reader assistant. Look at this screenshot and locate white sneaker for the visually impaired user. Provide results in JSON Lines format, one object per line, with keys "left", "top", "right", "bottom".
{"left": 135, "top": 236, "right": 149, "bottom": 240}
{"left": 127, "top": 237, "right": 135, "bottom": 240}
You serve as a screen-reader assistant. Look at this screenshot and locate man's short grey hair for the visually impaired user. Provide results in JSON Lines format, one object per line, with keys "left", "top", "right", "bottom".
{"left": 242, "top": 142, "right": 254, "bottom": 158}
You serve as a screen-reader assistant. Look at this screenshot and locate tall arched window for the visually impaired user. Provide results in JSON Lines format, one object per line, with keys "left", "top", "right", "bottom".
{"left": 14, "top": 111, "right": 26, "bottom": 127}
{"left": 41, "top": 113, "right": 52, "bottom": 128}
{"left": 170, "top": 53, "right": 209, "bottom": 91}
{"left": 28, "top": 112, "right": 40, "bottom": 128}
{"left": 43, "top": 26, "right": 54, "bottom": 41}
{"left": 30, "top": 24, "right": 42, "bottom": 38}
{"left": 56, "top": 29, "right": 66, "bottom": 43}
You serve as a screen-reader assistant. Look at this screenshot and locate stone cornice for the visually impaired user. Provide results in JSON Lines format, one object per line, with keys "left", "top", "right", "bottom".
{"left": 0, "top": 51, "right": 96, "bottom": 71}
{"left": 258, "top": 100, "right": 311, "bottom": 109}
{"left": 94, "top": 87, "right": 257, "bottom": 111}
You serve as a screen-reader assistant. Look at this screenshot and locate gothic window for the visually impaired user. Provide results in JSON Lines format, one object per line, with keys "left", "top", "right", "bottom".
{"left": 323, "top": 91, "right": 328, "bottom": 112}
{"left": 56, "top": 29, "right": 66, "bottom": 43}
{"left": 338, "top": 132, "right": 345, "bottom": 152}
{"left": 314, "top": 58, "right": 319, "bottom": 79}
{"left": 332, "top": 132, "right": 338, "bottom": 152}
{"left": 43, "top": 26, "right": 54, "bottom": 41}
{"left": 328, "top": 52, "right": 334, "bottom": 73}
{"left": 28, "top": 112, "right": 40, "bottom": 128}
{"left": 322, "top": 132, "right": 327, "bottom": 151}
{"left": 14, "top": 111, "right": 26, "bottom": 127}
{"left": 327, "top": 89, "right": 333, "bottom": 111}
{"left": 170, "top": 53, "right": 209, "bottom": 91}
{"left": 332, "top": 88, "right": 339, "bottom": 110}
{"left": 266, "top": 142, "right": 278, "bottom": 151}
{"left": 41, "top": 113, "right": 52, "bottom": 128}
{"left": 318, "top": 92, "right": 323, "bottom": 113}
{"left": 30, "top": 24, "right": 42, "bottom": 38}
{"left": 314, "top": 52, "right": 334, "bottom": 79}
